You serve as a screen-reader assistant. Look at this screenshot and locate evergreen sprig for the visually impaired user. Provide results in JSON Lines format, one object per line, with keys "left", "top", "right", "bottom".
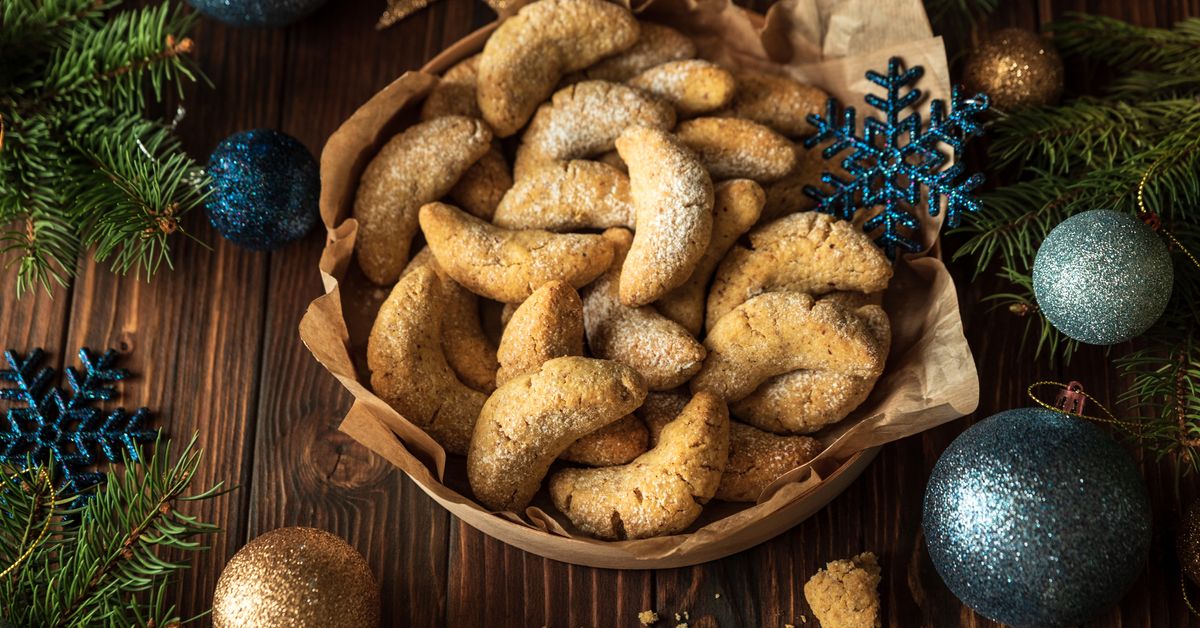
{"left": 954, "top": 14, "right": 1200, "bottom": 467}
{"left": 0, "top": 436, "right": 225, "bottom": 627}
{"left": 0, "top": 0, "right": 205, "bottom": 297}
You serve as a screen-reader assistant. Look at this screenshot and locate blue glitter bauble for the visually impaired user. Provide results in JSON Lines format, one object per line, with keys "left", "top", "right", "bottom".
{"left": 206, "top": 129, "right": 318, "bottom": 251}
{"left": 187, "top": 0, "right": 328, "bottom": 28}
{"left": 923, "top": 408, "right": 1150, "bottom": 627}
{"left": 1032, "top": 209, "right": 1172, "bottom": 345}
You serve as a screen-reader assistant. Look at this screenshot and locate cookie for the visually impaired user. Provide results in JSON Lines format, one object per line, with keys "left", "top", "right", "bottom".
{"left": 804, "top": 552, "right": 882, "bottom": 628}
{"left": 674, "top": 117, "right": 796, "bottom": 182}
{"left": 640, "top": 392, "right": 821, "bottom": 502}
{"left": 467, "top": 356, "right": 647, "bottom": 512}
{"left": 706, "top": 212, "right": 893, "bottom": 331}
{"left": 566, "top": 22, "right": 696, "bottom": 83}
{"left": 354, "top": 115, "right": 492, "bottom": 284}
{"left": 477, "top": 0, "right": 639, "bottom": 137}
{"left": 447, "top": 146, "right": 512, "bottom": 221}
{"left": 401, "top": 248, "right": 499, "bottom": 393}
{"left": 656, "top": 179, "right": 764, "bottom": 335}
{"left": 732, "top": 296, "right": 890, "bottom": 434}
{"left": 514, "top": 80, "right": 675, "bottom": 179}
{"left": 560, "top": 415, "right": 650, "bottom": 467}
{"left": 420, "top": 55, "right": 482, "bottom": 121}
{"left": 690, "top": 292, "right": 884, "bottom": 402}
{"left": 595, "top": 150, "right": 627, "bottom": 173}
{"left": 491, "top": 159, "right": 634, "bottom": 231}
{"left": 367, "top": 266, "right": 486, "bottom": 455}
{"left": 548, "top": 391, "right": 729, "bottom": 539}
{"left": 628, "top": 60, "right": 736, "bottom": 118}
{"left": 419, "top": 201, "right": 614, "bottom": 303}
{"left": 615, "top": 126, "right": 714, "bottom": 307}
{"left": 719, "top": 68, "right": 828, "bottom": 137}
{"left": 582, "top": 229, "right": 706, "bottom": 391}
{"left": 496, "top": 279, "right": 585, "bottom": 386}
{"left": 760, "top": 142, "right": 851, "bottom": 222}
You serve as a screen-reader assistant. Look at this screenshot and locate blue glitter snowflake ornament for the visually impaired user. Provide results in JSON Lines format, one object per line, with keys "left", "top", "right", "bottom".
{"left": 0, "top": 348, "right": 157, "bottom": 494}
{"left": 803, "top": 57, "right": 989, "bottom": 258}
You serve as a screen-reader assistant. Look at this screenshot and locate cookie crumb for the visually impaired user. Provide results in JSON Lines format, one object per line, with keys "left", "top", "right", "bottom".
{"left": 638, "top": 610, "right": 659, "bottom": 625}
{"left": 785, "top": 624, "right": 795, "bottom": 628}
{"left": 803, "top": 552, "right": 881, "bottom": 628}
{"left": 714, "top": 593, "right": 721, "bottom": 599}
{"left": 675, "top": 624, "right": 688, "bottom": 628}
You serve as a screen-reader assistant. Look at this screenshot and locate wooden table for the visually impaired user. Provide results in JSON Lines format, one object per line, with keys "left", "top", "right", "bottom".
{"left": 4, "top": 0, "right": 1198, "bottom": 625}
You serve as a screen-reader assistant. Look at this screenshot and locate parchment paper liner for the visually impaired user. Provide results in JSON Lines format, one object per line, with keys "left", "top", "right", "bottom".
{"left": 300, "top": 0, "right": 980, "bottom": 568}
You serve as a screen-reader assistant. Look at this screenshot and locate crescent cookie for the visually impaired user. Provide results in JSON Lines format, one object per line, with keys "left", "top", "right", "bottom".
{"left": 367, "top": 266, "right": 486, "bottom": 455}
{"left": 615, "top": 126, "right": 714, "bottom": 307}
{"left": 447, "top": 146, "right": 513, "bottom": 221}
{"left": 419, "top": 202, "right": 614, "bottom": 303}
{"left": 690, "top": 292, "right": 885, "bottom": 402}
{"left": 477, "top": 0, "right": 639, "bottom": 137}
{"left": 548, "top": 391, "right": 729, "bottom": 539}
{"left": 628, "top": 60, "right": 736, "bottom": 118}
{"left": 641, "top": 395, "right": 821, "bottom": 502}
{"left": 706, "top": 211, "right": 893, "bottom": 331}
{"left": 674, "top": 117, "right": 796, "bottom": 182}
{"left": 354, "top": 116, "right": 492, "bottom": 285}
{"left": 733, "top": 296, "right": 890, "bottom": 434}
{"left": 514, "top": 80, "right": 676, "bottom": 179}
{"left": 567, "top": 22, "right": 696, "bottom": 83}
{"left": 401, "top": 249, "right": 499, "bottom": 393}
{"left": 761, "top": 142, "right": 850, "bottom": 222}
{"left": 656, "top": 179, "right": 764, "bottom": 336}
{"left": 719, "top": 68, "right": 828, "bottom": 137}
{"left": 420, "top": 55, "right": 482, "bottom": 121}
{"left": 560, "top": 415, "right": 650, "bottom": 467}
{"left": 467, "top": 356, "right": 647, "bottom": 512}
{"left": 492, "top": 159, "right": 634, "bottom": 231}
{"left": 582, "top": 229, "right": 707, "bottom": 391}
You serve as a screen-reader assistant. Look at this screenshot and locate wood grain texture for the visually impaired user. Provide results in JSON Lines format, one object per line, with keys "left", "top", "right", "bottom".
{"left": 1, "top": 0, "right": 1199, "bottom": 625}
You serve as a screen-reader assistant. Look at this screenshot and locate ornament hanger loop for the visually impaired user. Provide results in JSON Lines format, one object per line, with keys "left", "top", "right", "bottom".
{"left": 0, "top": 467, "right": 56, "bottom": 580}
{"left": 1137, "top": 159, "right": 1200, "bottom": 271}
{"left": 1026, "top": 380, "right": 1141, "bottom": 435}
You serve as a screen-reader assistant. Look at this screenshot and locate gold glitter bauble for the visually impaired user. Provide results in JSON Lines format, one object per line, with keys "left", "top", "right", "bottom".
{"left": 1179, "top": 500, "right": 1200, "bottom": 587}
{"left": 213, "top": 527, "right": 380, "bottom": 628}
{"left": 962, "top": 28, "right": 1063, "bottom": 111}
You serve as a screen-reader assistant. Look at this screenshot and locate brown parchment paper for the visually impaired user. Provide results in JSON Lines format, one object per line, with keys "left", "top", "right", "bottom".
{"left": 299, "top": 0, "right": 980, "bottom": 568}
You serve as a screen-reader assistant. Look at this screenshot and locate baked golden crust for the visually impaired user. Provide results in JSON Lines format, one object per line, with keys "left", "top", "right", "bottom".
{"left": 420, "top": 55, "right": 482, "bottom": 121}
{"left": 615, "top": 126, "right": 714, "bottom": 307}
{"left": 560, "top": 415, "right": 650, "bottom": 467}
{"left": 719, "top": 68, "right": 828, "bottom": 137}
{"left": 640, "top": 391, "right": 821, "bottom": 502}
{"left": 804, "top": 552, "right": 883, "bottom": 628}
{"left": 691, "top": 292, "right": 884, "bottom": 402}
{"left": 628, "top": 59, "right": 736, "bottom": 118}
{"left": 706, "top": 212, "right": 893, "bottom": 331}
{"left": 477, "top": 0, "right": 639, "bottom": 137}
{"left": 492, "top": 159, "right": 634, "bottom": 231}
{"left": 354, "top": 116, "right": 492, "bottom": 285}
{"left": 656, "top": 179, "right": 764, "bottom": 336}
{"left": 419, "top": 201, "right": 614, "bottom": 303}
{"left": 447, "top": 146, "right": 512, "bottom": 221}
{"left": 496, "top": 279, "right": 585, "bottom": 386}
{"left": 367, "top": 266, "right": 486, "bottom": 455}
{"left": 582, "top": 229, "right": 706, "bottom": 391}
{"left": 567, "top": 22, "right": 696, "bottom": 83}
{"left": 467, "top": 356, "right": 647, "bottom": 512}
{"left": 514, "top": 80, "right": 675, "bottom": 179}
{"left": 675, "top": 117, "right": 796, "bottom": 182}
{"left": 549, "top": 391, "right": 729, "bottom": 539}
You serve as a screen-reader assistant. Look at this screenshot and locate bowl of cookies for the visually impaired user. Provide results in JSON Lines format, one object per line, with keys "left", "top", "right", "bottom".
{"left": 301, "top": 0, "right": 980, "bottom": 567}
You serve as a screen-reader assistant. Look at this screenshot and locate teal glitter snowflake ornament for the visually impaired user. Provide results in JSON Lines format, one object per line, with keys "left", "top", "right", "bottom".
{"left": 803, "top": 56, "right": 989, "bottom": 258}
{"left": 0, "top": 348, "right": 157, "bottom": 494}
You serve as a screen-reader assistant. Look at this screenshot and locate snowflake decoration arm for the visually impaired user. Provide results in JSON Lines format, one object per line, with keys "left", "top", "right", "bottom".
{"left": 803, "top": 56, "right": 990, "bottom": 258}
{"left": 0, "top": 348, "right": 157, "bottom": 494}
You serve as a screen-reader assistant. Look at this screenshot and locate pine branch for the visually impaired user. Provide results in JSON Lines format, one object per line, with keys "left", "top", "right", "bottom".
{"left": 1117, "top": 341, "right": 1200, "bottom": 471}
{"left": 1053, "top": 15, "right": 1200, "bottom": 97}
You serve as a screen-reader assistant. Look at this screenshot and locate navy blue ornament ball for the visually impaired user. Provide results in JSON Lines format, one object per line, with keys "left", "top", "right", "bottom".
{"left": 923, "top": 408, "right": 1150, "bottom": 627}
{"left": 188, "top": 0, "right": 328, "bottom": 28}
{"left": 206, "top": 129, "right": 319, "bottom": 251}
{"left": 1032, "top": 209, "right": 1173, "bottom": 345}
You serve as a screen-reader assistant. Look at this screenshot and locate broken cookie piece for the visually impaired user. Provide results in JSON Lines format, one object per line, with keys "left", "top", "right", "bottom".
{"left": 803, "top": 552, "right": 882, "bottom": 628}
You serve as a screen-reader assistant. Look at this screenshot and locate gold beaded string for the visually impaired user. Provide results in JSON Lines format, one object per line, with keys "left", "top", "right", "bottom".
{"left": 0, "top": 467, "right": 56, "bottom": 581}
{"left": 1137, "top": 160, "right": 1200, "bottom": 271}
{"left": 1026, "top": 381, "right": 1143, "bottom": 435}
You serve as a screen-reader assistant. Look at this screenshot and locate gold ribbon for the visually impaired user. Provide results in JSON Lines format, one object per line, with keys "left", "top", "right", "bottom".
{"left": 0, "top": 467, "right": 56, "bottom": 581}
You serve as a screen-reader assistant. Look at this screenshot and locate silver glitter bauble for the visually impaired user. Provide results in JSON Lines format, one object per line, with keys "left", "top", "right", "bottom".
{"left": 923, "top": 408, "right": 1150, "bottom": 627}
{"left": 187, "top": 0, "right": 328, "bottom": 28}
{"left": 1032, "top": 209, "right": 1172, "bottom": 345}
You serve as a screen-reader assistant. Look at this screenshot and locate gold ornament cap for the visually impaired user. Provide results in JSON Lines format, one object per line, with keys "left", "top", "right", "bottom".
{"left": 962, "top": 27, "right": 1064, "bottom": 111}
{"left": 213, "top": 526, "right": 381, "bottom": 628}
